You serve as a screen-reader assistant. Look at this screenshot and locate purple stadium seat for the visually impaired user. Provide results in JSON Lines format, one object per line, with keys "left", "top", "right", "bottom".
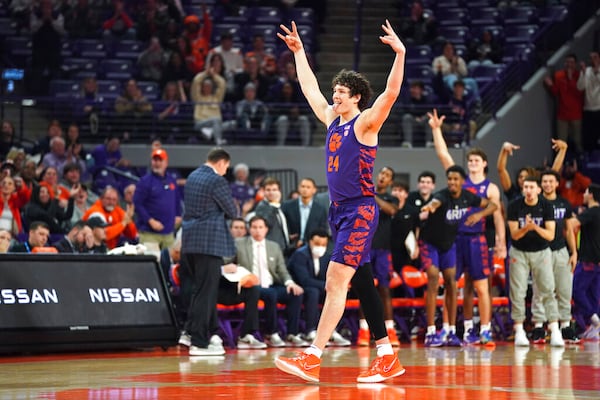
{"left": 5, "top": 36, "right": 32, "bottom": 61}
{"left": 286, "top": 8, "right": 314, "bottom": 25}
{"left": 100, "top": 59, "right": 133, "bottom": 80}
{"left": 62, "top": 57, "right": 97, "bottom": 78}
{"left": 504, "top": 24, "right": 538, "bottom": 44}
{"left": 502, "top": 43, "right": 535, "bottom": 63}
{"left": 49, "top": 80, "right": 80, "bottom": 96}
{"left": 248, "top": 24, "right": 278, "bottom": 43}
{"left": 503, "top": 5, "right": 539, "bottom": 25}
{"left": 137, "top": 81, "right": 160, "bottom": 101}
{"left": 438, "top": 25, "right": 469, "bottom": 45}
{"left": 469, "top": 7, "right": 503, "bottom": 26}
{"left": 539, "top": 5, "right": 568, "bottom": 24}
{"left": 437, "top": 8, "right": 468, "bottom": 27}
{"left": 220, "top": 6, "right": 250, "bottom": 24}
{"left": 405, "top": 64, "right": 434, "bottom": 81}
{"left": 470, "top": 64, "right": 504, "bottom": 78}
{"left": 112, "top": 40, "right": 143, "bottom": 60}
{"left": 470, "top": 25, "right": 505, "bottom": 44}
{"left": 406, "top": 45, "right": 433, "bottom": 65}
{"left": 251, "top": 6, "right": 282, "bottom": 24}
{"left": 212, "top": 23, "right": 244, "bottom": 42}
{"left": 75, "top": 39, "right": 107, "bottom": 59}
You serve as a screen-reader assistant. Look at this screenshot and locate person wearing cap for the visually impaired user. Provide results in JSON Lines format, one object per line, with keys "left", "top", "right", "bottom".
{"left": 83, "top": 186, "right": 137, "bottom": 249}
{"left": 182, "top": 5, "right": 212, "bottom": 74}
{"left": 86, "top": 216, "right": 108, "bottom": 254}
{"left": 133, "top": 148, "right": 182, "bottom": 250}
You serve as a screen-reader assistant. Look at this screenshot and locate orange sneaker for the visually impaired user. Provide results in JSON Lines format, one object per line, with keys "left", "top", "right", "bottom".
{"left": 356, "top": 353, "right": 406, "bottom": 383}
{"left": 275, "top": 352, "right": 321, "bottom": 383}
{"left": 357, "top": 328, "right": 371, "bottom": 347}
{"left": 387, "top": 328, "right": 401, "bottom": 347}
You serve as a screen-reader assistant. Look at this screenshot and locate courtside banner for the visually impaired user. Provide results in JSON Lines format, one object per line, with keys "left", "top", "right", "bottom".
{"left": 0, "top": 255, "right": 174, "bottom": 329}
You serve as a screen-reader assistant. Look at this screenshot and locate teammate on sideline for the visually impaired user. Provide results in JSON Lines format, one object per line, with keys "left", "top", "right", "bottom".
{"left": 275, "top": 20, "right": 406, "bottom": 383}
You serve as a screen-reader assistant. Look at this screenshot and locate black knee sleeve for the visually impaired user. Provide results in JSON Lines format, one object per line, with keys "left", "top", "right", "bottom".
{"left": 351, "top": 263, "right": 387, "bottom": 340}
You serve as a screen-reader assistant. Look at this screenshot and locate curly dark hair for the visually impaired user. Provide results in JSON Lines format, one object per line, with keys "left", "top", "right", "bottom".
{"left": 331, "top": 69, "right": 373, "bottom": 111}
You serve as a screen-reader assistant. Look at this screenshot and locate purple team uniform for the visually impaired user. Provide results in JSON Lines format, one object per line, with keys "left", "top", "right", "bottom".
{"left": 456, "top": 177, "right": 492, "bottom": 281}
{"left": 326, "top": 115, "right": 378, "bottom": 268}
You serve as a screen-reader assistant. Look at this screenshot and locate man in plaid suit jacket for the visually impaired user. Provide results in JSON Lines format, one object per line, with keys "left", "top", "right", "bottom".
{"left": 182, "top": 148, "right": 238, "bottom": 356}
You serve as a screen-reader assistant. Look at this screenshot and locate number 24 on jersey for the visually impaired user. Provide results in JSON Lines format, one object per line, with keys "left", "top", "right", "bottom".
{"left": 328, "top": 155, "right": 339, "bottom": 172}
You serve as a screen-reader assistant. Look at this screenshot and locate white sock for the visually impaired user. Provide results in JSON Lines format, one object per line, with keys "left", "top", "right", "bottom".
{"left": 560, "top": 321, "right": 570, "bottom": 330}
{"left": 480, "top": 322, "right": 491, "bottom": 333}
{"left": 359, "top": 319, "right": 369, "bottom": 331}
{"left": 548, "top": 321, "right": 560, "bottom": 334}
{"left": 385, "top": 320, "right": 395, "bottom": 330}
{"left": 591, "top": 314, "right": 600, "bottom": 326}
{"left": 305, "top": 344, "right": 322, "bottom": 358}
{"left": 464, "top": 319, "right": 473, "bottom": 332}
{"left": 376, "top": 343, "right": 394, "bottom": 357}
{"left": 449, "top": 325, "right": 456, "bottom": 334}
{"left": 514, "top": 323, "right": 524, "bottom": 334}
{"left": 534, "top": 322, "right": 543, "bottom": 329}
{"left": 443, "top": 322, "right": 450, "bottom": 332}
{"left": 427, "top": 325, "right": 436, "bottom": 335}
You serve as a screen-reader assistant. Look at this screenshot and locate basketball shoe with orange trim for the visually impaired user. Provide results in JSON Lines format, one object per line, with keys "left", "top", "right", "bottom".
{"left": 274, "top": 352, "right": 321, "bottom": 383}
{"left": 356, "top": 353, "right": 405, "bottom": 383}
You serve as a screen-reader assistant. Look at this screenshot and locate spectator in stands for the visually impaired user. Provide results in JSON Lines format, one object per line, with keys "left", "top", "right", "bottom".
{"left": 70, "top": 184, "right": 92, "bottom": 227}
{"left": 0, "top": 121, "right": 16, "bottom": 160}
{"left": 78, "top": 77, "right": 103, "bottom": 136}
{"left": 235, "top": 215, "right": 308, "bottom": 347}
{"left": 25, "top": 184, "right": 77, "bottom": 234}
{"left": 233, "top": 55, "right": 271, "bottom": 101}
{"left": 269, "top": 80, "right": 311, "bottom": 146}
{"left": 65, "top": 124, "right": 87, "bottom": 168}
{"left": 29, "top": 0, "right": 65, "bottom": 95}
{"left": 64, "top": 0, "right": 99, "bottom": 39}
{"left": 161, "top": 52, "right": 194, "bottom": 93}
{"left": 578, "top": 50, "right": 600, "bottom": 151}
{"left": 137, "top": 36, "right": 167, "bottom": 83}
{"left": 434, "top": 79, "right": 476, "bottom": 145}
{"left": 181, "top": 7, "right": 212, "bottom": 74}
{"left": 544, "top": 54, "right": 584, "bottom": 155}
{"left": 0, "top": 175, "right": 29, "bottom": 236}
{"left": 32, "top": 119, "right": 63, "bottom": 158}
{"left": 175, "top": 35, "right": 204, "bottom": 77}
{"left": 287, "top": 228, "right": 351, "bottom": 346}
{"left": 559, "top": 158, "right": 592, "bottom": 209}
{"left": 207, "top": 32, "right": 244, "bottom": 83}
{"left": 433, "top": 41, "right": 480, "bottom": 101}
{"left": 466, "top": 29, "right": 503, "bottom": 69}
{"left": 230, "top": 217, "right": 248, "bottom": 238}
{"left": 5, "top": 147, "right": 26, "bottom": 176}
{"left": 114, "top": 79, "right": 154, "bottom": 119}
{"left": 102, "top": 0, "right": 135, "bottom": 39}
{"left": 282, "top": 177, "right": 328, "bottom": 250}
{"left": 121, "top": 183, "right": 136, "bottom": 209}
{"left": 9, "top": 221, "right": 50, "bottom": 253}
{"left": 134, "top": 148, "right": 181, "bottom": 250}
{"left": 62, "top": 161, "right": 95, "bottom": 202}
{"left": 261, "top": 54, "right": 280, "bottom": 89}
{"left": 399, "top": 0, "right": 439, "bottom": 46}
{"left": 39, "top": 166, "right": 71, "bottom": 207}
{"left": 230, "top": 163, "right": 256, "bottom": 218}
{"left": 52, "top": 219, "right": 93, "bottom": 253}
{"left": 497, "top": 139, "right": 568, "bottom": 202}
{"left": 86, "top": 216, "right": 108, "bottom": 254}
{"left": 20, "top": 158, "right": 38, "bottom": 196}
{"left": 156, "top": 80, "right": 187, "bottom": 136}
{"left": 233, "top": 83, "right": 270, "bottom": 136}
{"left": 245, "top": 34, "right": 269, "bottom": 67}
{"left": 83, "top": 186, "right": 137, "bottom": 249}
{"left": 190, "top": 63, "right": 227, "bottom": 145}
{"left": 254, "top": 177, "right": 292, "bottom": 256}
{"left": 0, "top": 229, "right": 12, "bottom": 253}
{"left": 91, "top": 134, "right": 131, "bottom": 172}
{"left": 136, "top": 0, "right": 174, "bottom": 43}
{"left": 400, "top": 80, "right": 431, "bottom": 148}
{"left": 40, "top": 137, "right": 86, "bottom": 178}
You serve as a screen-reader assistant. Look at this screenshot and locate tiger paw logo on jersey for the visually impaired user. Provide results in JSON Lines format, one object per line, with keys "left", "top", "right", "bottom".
{"left": 328, "top": 132, "right": 342, "bottom": 153}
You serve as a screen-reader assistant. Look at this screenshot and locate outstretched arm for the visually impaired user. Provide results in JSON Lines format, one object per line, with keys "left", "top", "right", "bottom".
{"left": 551, "top": 138, "right": 568, "bottom": 172}
{"left": 497, "top": 142, "right": 519, "bottom": 193}
{"left": 278, "top": 22, "right": 330, "bottom": 125}
{"left": 356, "top": 20, "right": 406, "bottom": 137}
{"left": 428, "top": 109, "right": 454, "bottom": 170}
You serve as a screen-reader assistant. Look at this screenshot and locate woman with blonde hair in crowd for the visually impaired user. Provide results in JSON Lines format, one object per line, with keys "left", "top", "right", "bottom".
{"left": 0, "top": 175, "right": 30, "bottom": 236}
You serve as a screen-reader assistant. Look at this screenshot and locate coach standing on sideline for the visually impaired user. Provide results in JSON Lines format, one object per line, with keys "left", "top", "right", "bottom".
{"left": 181, "top": 148, "right": 237, "bottom": 356}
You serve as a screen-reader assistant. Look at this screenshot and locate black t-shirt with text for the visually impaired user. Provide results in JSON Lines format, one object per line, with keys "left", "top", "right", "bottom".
{"left": 420, "top": 188, "right": 483, "bottom": 251}
{"left": 577, "top": 206, "right": 600, "bottom": 263}
{"left": 544, "top": 195, "right": 574, "bottom": 251}
{"left": 507, "top": 196, "right": 554, "bottom": 252}
{"left": 372, "top": 192, "right": 398, "bottom": 250}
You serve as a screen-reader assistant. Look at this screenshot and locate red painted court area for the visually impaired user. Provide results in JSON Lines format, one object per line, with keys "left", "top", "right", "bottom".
{"left": 1, "top": 343, "right": 599, "bottom": 400}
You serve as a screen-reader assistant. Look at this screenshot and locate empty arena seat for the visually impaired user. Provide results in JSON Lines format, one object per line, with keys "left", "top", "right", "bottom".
{"left": 100, "top": 59, "right": 133, "bottom": 80}
{"left": 437, "top": 8, "right": 468, "bottom": 26}
{"left": 49, "top": 79, "right": 80, "bottom": 96}
{"left": 137, "top": 81, "right": 160, "bottom": 101}
{"left": 248, "top": 24, "right": 278, "bottom": 42}
{"left": 438, "top": 25, "right": 469, "bottom": 45}
{"left": 405, "top": 45, "right": 433, "bottom": 65}
{"left": 251, "top": 6, "right": 282, "bottom": 24}
{"left": 504, "top": 24, "right": 538, "bottom": 44}
{"left": 62, "top": 57, "right": 97, "bottom": 78}
{"left": 75, "top": 39, "right": 108, "bottom": 58}
{"left": 405, "top": 64, "right": 433, "bottom": 81}
{"left": 112, "top": 40, "right": 143, "bottom": 60}
{"left": 503, "top": 5, "right": 539, "bottom": 25}
{"left": 469, "top": 7, "right": 503, "bottom": 26}
{"left": 286, "top": 7, "right": 314, "bottom": 25}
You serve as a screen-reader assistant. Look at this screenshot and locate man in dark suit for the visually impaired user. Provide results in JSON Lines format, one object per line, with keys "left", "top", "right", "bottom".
{"left": 282, "top": 177, "right": 328, "bottom": 251}
{"left": 287, "top": 228, "right": 351, "bottom": 346}
{"left": 253, "top": 177, "right": 292, "bottom": 255}
{"left": 52, "top": 219, "right": 93, "bottom": 253}
{"left": 181, "top": 148, "right": 238, "bottom": 357}
{"left": 235, "top": 215, "right": 308, "bottom": 347}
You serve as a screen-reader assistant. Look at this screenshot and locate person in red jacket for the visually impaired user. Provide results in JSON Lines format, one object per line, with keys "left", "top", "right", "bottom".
{"left": 0, "top": 175, "right": 30, "bottom": 235}
{"left": 182, "top": 5, "right": 212, "bottom": 74}
{"left": 102, "top": 0, "right": 135, "bottom": 39}
{"left": 83, "top": 186, "right": 137, "bottom": 249}
{"left": 544, "top": 54, "right": 585, "bottom": 154}
{"left": 558, "top": 158, "right": 592, "bottom": 209}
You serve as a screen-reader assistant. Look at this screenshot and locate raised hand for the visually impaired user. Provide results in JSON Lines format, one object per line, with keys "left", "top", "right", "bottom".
{"left": 427, "top": 109, "right": 445, "bottom": 130}
{"left": 379, "top": 19, "right": 405, "bottom": 54}
{"left": 502, "top": 141, "right": 520, "bottom": 156}
{"left": 277, "top": 21, "right": 303, "bottom": 53}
